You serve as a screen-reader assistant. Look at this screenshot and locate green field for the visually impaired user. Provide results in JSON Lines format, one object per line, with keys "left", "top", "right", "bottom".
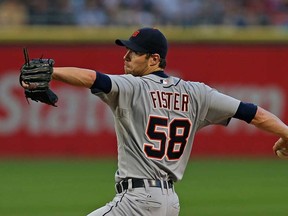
{"left": 0, "top": 158, "right": 287, "bottom": 216}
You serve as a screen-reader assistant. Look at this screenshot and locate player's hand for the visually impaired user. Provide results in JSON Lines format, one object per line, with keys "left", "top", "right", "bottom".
{"left": 273, "top": 138, "right": 288, "bottom": 159}
{"left": 21, "top": 81, "right": 37, "bottom": 90}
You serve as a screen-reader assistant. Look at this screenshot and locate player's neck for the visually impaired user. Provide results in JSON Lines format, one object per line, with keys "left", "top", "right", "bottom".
{"left": 143, "top": 66, "right": 163, "bottom": 76}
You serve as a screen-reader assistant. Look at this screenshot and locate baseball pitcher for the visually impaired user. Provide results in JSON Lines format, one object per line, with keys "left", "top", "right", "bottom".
{"left": 20, "top": 27, "right": 288, "bottom": 216}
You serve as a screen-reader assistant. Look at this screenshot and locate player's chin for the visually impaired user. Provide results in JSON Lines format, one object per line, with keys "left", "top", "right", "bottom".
{"left": 124, "top": 66, "right": 132, "bottom": 75}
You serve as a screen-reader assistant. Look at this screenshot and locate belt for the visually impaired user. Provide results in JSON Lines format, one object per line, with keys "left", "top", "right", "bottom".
{"left": 115, "top": 178, "right": 173, "bottom": 193}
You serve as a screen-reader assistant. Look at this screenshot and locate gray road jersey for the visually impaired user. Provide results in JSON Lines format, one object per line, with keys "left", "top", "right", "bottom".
{"left": 94, "top": 73, "right": 240, "bottom": 182}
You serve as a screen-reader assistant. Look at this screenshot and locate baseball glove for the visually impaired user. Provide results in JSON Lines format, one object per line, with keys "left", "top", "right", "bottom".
{"left": 20, "top": 48, "right": 58, "bottom": 107}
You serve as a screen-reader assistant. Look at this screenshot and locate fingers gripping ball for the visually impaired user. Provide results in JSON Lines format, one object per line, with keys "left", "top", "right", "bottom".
{"left": 20, "top": 48, "right": 58, "bottom": 106}
{"left": 273, "top": 138, "right": 288, "bottom": 159}
{"left": 276, "top": 148, "right": 288, "bottom": 159}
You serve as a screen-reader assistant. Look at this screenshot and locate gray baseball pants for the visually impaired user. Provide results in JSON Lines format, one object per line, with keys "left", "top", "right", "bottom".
{"left": 87, "top": 179, "right": 180, "bottom": 216}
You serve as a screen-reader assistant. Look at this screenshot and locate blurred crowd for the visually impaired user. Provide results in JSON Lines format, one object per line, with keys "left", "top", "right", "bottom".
{"left": 0, "top": 0, "right": 288, "bottom": 27}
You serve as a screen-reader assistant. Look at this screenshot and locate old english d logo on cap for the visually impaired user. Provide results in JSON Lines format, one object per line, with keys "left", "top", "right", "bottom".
{"left": 132, "top": 30, "right": 140, "bottom": 37}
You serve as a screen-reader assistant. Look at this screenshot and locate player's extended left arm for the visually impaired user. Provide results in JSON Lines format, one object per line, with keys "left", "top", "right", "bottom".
{"left": 53, "top": 67, "right": 112, "bottom": 94}
{"left": 52, "top": 67, "right": 96, "bottom": 88}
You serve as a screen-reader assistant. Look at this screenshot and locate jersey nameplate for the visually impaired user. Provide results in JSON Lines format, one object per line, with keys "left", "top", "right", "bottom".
{"left": 150, "top": 91, "right": 189, "bottom": 112}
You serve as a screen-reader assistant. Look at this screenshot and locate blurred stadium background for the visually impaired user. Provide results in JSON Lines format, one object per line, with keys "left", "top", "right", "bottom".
{"left": 0, "top": 0, "right": 288, "bottom": 216}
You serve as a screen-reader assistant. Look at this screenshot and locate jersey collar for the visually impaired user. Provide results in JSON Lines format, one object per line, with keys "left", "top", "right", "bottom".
{"left": 150, "top": 70, "right": 169, "bottom": 78}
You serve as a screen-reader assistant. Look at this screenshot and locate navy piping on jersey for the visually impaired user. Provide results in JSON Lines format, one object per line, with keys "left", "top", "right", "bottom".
{"left": 172, "top": 78, "right": 181, "bottom": 87}
{"left": 233, "top": 102, "right": 258, "bottom": 123}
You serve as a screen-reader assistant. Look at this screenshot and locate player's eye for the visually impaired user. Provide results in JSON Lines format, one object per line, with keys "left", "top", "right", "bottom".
{"left": 134, "top": 51, "right": 145, "bottom": 56}
{"left": 127, "top": 49, "right": 145, "bottom": 56}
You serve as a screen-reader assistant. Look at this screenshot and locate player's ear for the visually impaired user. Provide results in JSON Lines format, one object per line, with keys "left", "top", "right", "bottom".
{"left": 149, "top": 54, "right": 160, "bottom": 66}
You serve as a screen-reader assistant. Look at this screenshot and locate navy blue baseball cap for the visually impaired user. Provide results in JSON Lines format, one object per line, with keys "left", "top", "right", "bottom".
{"left": 115, "top": 27, "right": 168, "bottom": 59}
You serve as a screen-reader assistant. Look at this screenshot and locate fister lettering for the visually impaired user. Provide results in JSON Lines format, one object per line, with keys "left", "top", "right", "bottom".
{"left": 150, "top": 91, "right": 189, "bottom": 112}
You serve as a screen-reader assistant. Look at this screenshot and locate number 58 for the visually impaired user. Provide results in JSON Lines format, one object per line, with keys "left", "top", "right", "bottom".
{"left": 144, "top": 116, "right": 192, "bottom": 161}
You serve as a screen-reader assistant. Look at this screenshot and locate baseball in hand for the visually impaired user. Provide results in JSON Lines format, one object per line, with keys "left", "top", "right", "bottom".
{"left": 276, "top": 148, "right": 288, "bottom": 159}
